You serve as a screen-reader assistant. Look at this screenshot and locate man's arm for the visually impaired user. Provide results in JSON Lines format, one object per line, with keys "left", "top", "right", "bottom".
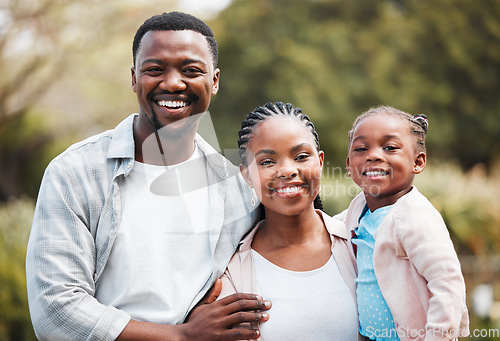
{"left": 118, "top": 294, "right": 270, "bottom": 341}
{"left": 118, "top": 279, "right": 270, "bottom": 341}
{"left": 26, "top": 158, "right": 131, "bottom": 340}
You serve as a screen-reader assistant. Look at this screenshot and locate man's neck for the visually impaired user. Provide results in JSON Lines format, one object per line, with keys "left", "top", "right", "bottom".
{"left": 133, "top": 116, "right": 198, "bottom": 166}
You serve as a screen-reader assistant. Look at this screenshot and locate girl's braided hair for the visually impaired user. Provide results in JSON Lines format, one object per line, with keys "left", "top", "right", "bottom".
{"left": 348, "top": 105, "right": 428, "bottom": 153}
{"left": 237, "top": 102, "right": 323, "bottom": 211}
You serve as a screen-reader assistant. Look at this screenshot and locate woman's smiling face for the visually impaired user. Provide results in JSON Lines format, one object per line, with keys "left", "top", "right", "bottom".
{"left": 242, "top": 115, "right": 324, "bottom": 217}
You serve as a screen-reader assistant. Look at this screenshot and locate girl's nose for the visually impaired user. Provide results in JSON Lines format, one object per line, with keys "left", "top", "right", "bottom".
{"left": 366, "top": 148, "right": 384, "bottom": 162}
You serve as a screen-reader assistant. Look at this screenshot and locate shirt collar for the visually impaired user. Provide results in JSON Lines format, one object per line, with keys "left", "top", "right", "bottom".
{"left": 317, "top": 210, "right": 350, "bottom": 240}
{"left": 106, "top": 113, "right": 234, "bottom": 180}
{"left": 107, "top": 114, "right": 136, "bottom": 161}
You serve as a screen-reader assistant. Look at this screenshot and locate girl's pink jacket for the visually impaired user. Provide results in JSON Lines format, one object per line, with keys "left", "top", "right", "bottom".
{"left": 344, "top": 186, "right": 469, "bottom": 341}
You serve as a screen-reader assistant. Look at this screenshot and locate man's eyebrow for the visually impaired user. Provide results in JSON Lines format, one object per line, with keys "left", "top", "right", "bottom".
{"left": 141, "top": 58, "right": 164, "bottom": 67}
{"left": 183, "top": 58, "right": 207, "bottom": 66}
{"left": 141, "top": 58, "right": 207, "bottom": 67}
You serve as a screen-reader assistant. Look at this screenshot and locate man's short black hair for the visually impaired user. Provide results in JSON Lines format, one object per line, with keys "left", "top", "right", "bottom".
{"left": 132, "top": 11, "right": 218, "bottom": 69}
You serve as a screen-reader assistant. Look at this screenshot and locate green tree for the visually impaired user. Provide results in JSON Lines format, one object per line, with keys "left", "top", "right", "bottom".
{"left": 210, "top": 0, "right": 500, "bottom": 171}
{"left": 0, "top": 198, "right": 36, "bottom": 340}
{"left": 0, "top": 0, "right": 176, "bottom": 200}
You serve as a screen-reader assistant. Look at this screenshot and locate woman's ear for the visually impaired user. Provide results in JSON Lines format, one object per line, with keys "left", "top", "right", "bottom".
{"left": 413, "top": 152, "right": 426, "bottom": 174}
{"left": 318, "top": 150, "right": 325, "bottom": 168}
{"left": 239, "top": 164, "right": 253, "bottom": 187}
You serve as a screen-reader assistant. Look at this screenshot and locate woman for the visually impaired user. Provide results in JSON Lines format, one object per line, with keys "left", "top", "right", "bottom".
{"left": 218, "top": 102, "right": 360, "bottom": 341}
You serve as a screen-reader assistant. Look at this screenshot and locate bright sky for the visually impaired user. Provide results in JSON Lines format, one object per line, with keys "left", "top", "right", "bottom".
{"left": 177, "top": 0, "right": 233, "bottom": 18}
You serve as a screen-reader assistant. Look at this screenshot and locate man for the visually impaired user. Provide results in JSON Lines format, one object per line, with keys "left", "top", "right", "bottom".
{"left": 26, "top": 12, "right": 269, "bottom": 340}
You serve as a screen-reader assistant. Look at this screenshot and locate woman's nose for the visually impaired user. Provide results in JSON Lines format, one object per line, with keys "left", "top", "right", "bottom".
{"left": 276, "top": 161, "right": 298, "bottom": 179}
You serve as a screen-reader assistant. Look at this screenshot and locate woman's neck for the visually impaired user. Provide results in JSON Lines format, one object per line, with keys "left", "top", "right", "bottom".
{"left": 252, "top": 207, "right": 332, "bottom": 271}
{"left": 255, "top": 207, "right": 326, "bottom": 247}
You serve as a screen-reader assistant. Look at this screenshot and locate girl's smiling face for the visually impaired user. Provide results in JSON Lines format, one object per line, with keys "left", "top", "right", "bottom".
{"left": 346, "top": 113, "right": 426, "bottom": 211}
{"left": 241, "top": 115, "right": 324, "bottom": 218}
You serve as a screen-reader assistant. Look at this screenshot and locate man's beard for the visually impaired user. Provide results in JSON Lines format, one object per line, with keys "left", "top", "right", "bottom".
{"left": 149, "top": 103, "right": 200, "bottom": 140}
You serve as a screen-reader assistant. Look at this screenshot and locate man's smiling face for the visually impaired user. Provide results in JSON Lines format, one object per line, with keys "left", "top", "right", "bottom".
{"left": 132, "top": 30, "right": 220, "bottom": 138}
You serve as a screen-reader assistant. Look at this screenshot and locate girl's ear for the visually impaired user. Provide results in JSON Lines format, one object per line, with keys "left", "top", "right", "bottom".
{"left": 318, "top": 150, "right": 325, "bottom": 168}
{"left": 346, "top": 156, "right": 352, "bottom": 177}
{"left": 413, "top": 152, "right": 426, "bottom": 174}
{"left": 239, "top": 164, "right": 253, "bottom": 187}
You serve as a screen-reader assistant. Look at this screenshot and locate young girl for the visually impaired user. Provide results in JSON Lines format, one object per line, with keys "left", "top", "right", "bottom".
{"left": 345, "top": 105, "right": 469, "bottom": 341}
{"left": 218, "top": 102, "right": 360, "bottom": 340}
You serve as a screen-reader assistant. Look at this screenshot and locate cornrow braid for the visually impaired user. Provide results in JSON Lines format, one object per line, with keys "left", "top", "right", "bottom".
{"left": 238, "top": 102, "right": 323, "bottom": 211}
{"left": 348, "top": 105, "right": 428, "bottom": 153}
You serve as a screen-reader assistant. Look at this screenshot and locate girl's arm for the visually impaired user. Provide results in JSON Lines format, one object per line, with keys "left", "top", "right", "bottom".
{"left": 393, "top": 202, "right": 469, "bottom": 340}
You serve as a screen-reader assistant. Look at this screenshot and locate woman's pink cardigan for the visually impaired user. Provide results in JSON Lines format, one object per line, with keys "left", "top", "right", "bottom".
{"left": 344, "top": 186, "right": 469, "bottom": 341}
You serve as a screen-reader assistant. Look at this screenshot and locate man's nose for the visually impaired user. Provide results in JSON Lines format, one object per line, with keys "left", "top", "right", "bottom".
{"left": 159, "top": 70, "right": 187, "bottom": 92}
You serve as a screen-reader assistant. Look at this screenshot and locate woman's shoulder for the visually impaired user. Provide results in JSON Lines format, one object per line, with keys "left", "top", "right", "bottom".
{"left": 317, "top": 210, "right": 350, "bottom": 240}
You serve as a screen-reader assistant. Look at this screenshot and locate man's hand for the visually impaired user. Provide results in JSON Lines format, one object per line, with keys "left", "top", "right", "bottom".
{"left": 182, "top": 282, "right": 271, "bottom": 341}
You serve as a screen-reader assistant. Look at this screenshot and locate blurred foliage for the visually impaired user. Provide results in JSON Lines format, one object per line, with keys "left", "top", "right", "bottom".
{"left": 0, "top": 198, "right": 36, "bottom": 340}
{"left": 1, "top": 0, "right": 499, "bottom": 338}
{"left": 210, "top": 0, "right": 500, "bottom": 172}
{"left": 0, "top": 0, "right": 176, "bottom": 200}
{"left": 2, "top": 0, "right": 499, "bottom": 200}
{"left": 415, "top": 162, "right": 500, "bottom": 256}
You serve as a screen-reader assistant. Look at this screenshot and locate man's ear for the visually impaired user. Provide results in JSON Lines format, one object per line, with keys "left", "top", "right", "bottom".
{"left": 413, "top": 152, "right": 426, "bottom": 174}
{"left": 131, "top": 67, "right": 137, "bottom": 93}
{"left": 211, "top": 68, "right": 220, "bottom": 96}
{"left": 239, "top": 164, "right": 253, "bottom": 187}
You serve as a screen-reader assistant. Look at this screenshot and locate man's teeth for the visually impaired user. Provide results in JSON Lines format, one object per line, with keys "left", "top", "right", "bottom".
{"left": 365, "top": 171, "right": 388, "bottom": 176}
{"left": 158, "top": 100, "right": 187, "bottom": 108}
{"left": 275, "top": 186, "right": 301, "bottom": 194}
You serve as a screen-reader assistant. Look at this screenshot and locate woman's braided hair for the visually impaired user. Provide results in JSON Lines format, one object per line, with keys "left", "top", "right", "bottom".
{"left": 237, "top": 102, "right": 324, "bottom": 211}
